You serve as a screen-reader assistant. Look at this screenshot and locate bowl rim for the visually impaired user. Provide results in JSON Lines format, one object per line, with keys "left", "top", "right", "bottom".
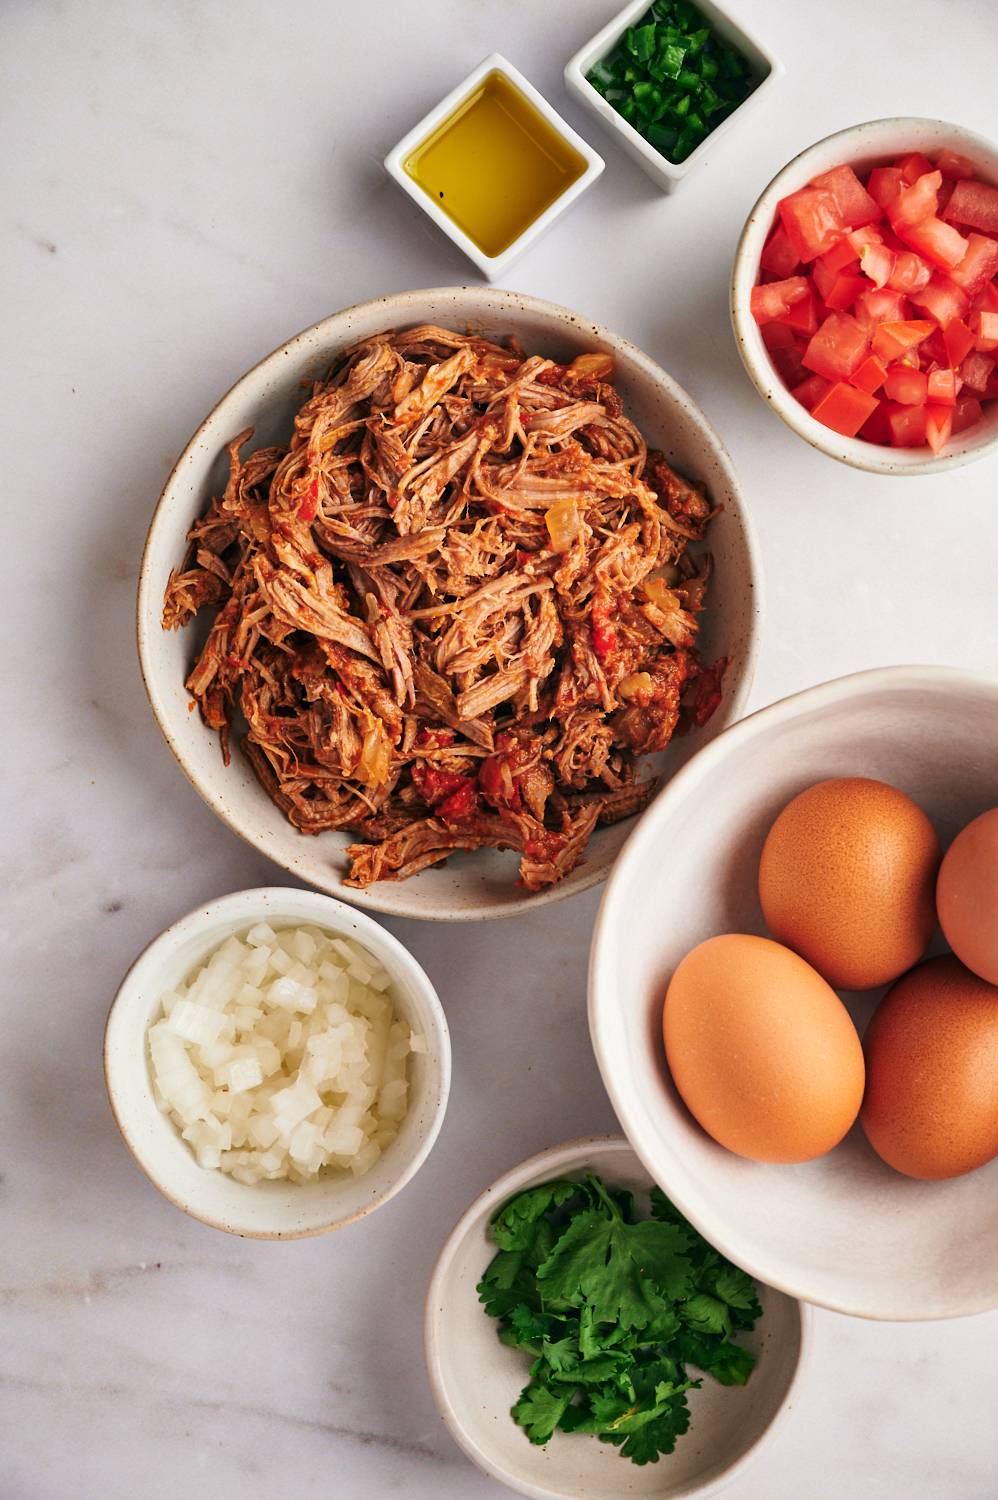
{"left": 730, "top": 115, "right": 998, "bottom": 475}
{"left": 424, "top": 1132, "right": 811, "bottom": 1500}
{"left": 589, "top": 662, "right": 998, "bottom": 1319}
{"left": 103, "top": 885, "right": 452, "bottom": 1239}
{"left": 136, "top": 285, "right": 764, "bottom": 922}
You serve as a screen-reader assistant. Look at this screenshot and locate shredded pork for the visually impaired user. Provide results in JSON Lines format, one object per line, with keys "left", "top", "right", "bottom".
{"left": 163, "top": 326, "right": 727, "bottom": 891}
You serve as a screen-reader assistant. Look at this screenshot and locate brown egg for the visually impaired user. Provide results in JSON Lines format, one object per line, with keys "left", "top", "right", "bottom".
{"left": 861, "top": 956, "right": 998, "bottom": 1180}
{"left": 937, "top": 807, "right": 998, "bottom": 986}
{"left": 758, "top": 777, "right": 940, "bottom": 991}
{"left": 663, "top": 933, "right": 865, "bottom": 1163}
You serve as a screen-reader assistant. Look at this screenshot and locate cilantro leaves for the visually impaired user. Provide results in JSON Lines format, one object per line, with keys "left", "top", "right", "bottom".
{"left": 476, "top": 1174, "right": 761, "bottom": 1467}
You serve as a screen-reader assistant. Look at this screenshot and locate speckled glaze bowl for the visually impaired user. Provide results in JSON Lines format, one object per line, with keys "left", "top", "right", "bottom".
{"left": 137, "top": 287, "right": 761, "bottom": 921}
{"left": 425, "top": 1136, "right": 809, "bottom": 1500}
{"left": 104, "top": 887, "right": 450, "bottom": 1238}
{"left": 731, "top": 118, "right": 998, "bottom": 474}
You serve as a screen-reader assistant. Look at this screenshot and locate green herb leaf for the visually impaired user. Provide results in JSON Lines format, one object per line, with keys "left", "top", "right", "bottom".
{"left": 512, "top": 1381, "right": 572, "bottom": 1444}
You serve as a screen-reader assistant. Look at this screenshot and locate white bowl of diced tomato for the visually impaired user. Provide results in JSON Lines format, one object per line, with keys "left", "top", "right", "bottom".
{"left": 731, "top": 118, "right": 998, "bottom": 473}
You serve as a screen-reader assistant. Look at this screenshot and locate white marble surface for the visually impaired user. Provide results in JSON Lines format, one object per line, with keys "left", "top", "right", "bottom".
{"left": 3, "top": 0, "right": 997, "bottom": 1496}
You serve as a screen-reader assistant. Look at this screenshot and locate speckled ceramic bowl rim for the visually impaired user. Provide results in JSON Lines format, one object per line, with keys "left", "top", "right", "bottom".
{"left": 590, "top": 662, "right": 998, "bottom": 1318}
{"left": 104, "top": 886, "right": 451, "bottom": 1238}
{"left": 424, "top": 1134, "right": 812, "bottom": 1500}
{"left": 137, "top": 287, "right": 763, "bottom": 921}
{"left": 731, "top": 117, "right": 998, "bottom": 475}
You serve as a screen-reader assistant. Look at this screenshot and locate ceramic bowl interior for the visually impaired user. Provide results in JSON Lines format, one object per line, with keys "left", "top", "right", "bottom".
{"left": 732, "top": 117, "right": 998, "bottom": 474}
{"left": 138, "top": 287, "right": 761, "bottom": 920}
{"left": 425, "top": 1136, "right": 807, "bottom": 1500}
{"left": 590, "top": 666, "right": 998, "bottom": 1319}
{"left": 104, "top": 887, "right": 450, "bottom": 1237}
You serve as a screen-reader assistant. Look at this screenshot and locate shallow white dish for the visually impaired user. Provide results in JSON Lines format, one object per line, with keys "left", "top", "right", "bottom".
{"left": 731, "top": 117, "right": 998, "bottom": 474}
{"left": 104, "top": 887, "right": 450, "bottom": 1238}
{"left": 425, "top": 1135, "right": 808, "bottom": 1500}
{"left": 384, "top": 54, "right": 603, "bottom": 281}
{"left": 589, "top": 665, "right": 998, "bottom": 1319}
{"left": 565, "top": 0, "right": 782, "bottom": 193}
{"left": 137, "top": 286, "right": 761, "bottom": 921}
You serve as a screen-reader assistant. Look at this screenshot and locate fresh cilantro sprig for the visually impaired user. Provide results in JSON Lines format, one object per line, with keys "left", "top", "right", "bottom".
{"left": 476, "top": 1174, "right": 761, "bottom": 1467}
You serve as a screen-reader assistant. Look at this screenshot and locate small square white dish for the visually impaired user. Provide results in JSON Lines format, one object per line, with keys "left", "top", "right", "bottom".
{"left": 384, "top": 53, "right": 604, "bottom": 281}
{"left": 565, "top": 0, "right": 782, "bottom": 192}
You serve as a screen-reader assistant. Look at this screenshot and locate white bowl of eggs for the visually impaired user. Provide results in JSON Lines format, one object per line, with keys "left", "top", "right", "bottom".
{"left": 589, "top": 665, "right": 998, "bottom": 1320}
{"left": 105, "top": 887, "right": 450, "bottom": 1238}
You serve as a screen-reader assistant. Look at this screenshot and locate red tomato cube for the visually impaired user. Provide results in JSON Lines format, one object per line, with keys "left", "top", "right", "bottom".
{"left": 924, "top": 404, "right": 954, "bottom": 453}
{"left": 821, "top": 237, "right": 862, "bottom": 274}
{"left": 896, "top": 152, "right": 934, "bottom": 185}
{"left": 779, "top": 286, "right": 819, "bottom": 334}
{"left": 859, "top": 402, "right": 893, "bottom": 445}
{"left": 889, "top": 171, "right": 942, "bottom": 230}
{"left": 870, "top": 319, "right": 935, "bottom": 362}
{"left": 750, "top": 276, "right": 810, "bottom": 324}
{"left": 810, "top": 164, "right": 880, "bottom": 229}
{"left": 849, "top": 354, "right": 888, "bottom": 393}
{"left": 791, "top": 373, "right": 832, "bottom": 410}
{"left": 884, "top": 401, "right": 929, "bottom": 447}
{"left": 972, "top": 281, "right": 998, "bottom": 314}
{"left": 810, "top": 381, "right": 880, "bottom": 436}
{"left": 813, "top": 258, "right": 865, "bottom": 311}
{"left": 926, "top": 368, "right": 959, "bottom": 406}
{"left": 950, "top": 234, "right": 998, "bottom": 295}
{"left": 803, "top": 312, "right": 870, "bottom": 380}
{"left": 908, "top": 275, "right": 970, "bottom": 326}
{"left": 760, "top": 223, "right": 801, "bottom": 278}
{"left": 898, "top": 215, "right": 970, "bottom": 271}
{"left": 855, "top": 287, "right": 910, "bottom": 328}
{"left": 943, "top": 317, "right": 976, "bottom": 367}
{"left": 772, "top": 343, "right": 809, "bottom": 387}
{"left": 952, "top": 394, "right": 983, "bottom": 433}
{"left": 943, "top": 180, "right": 998, "bottom": 234}
{"left": 761, "top": 320, "right": 798, "bottom": 349}
{"left": 884, "top": 365, "right": 929, "bottom": 405}
{"left": 868, "top": 166, "right": 905, "bottom": 211}
{"left": 779, "top": 187, "right": 846, "bottom": 262}
{"left": 887, "top": 250, "right": 932, "bottom": 293}
{"left": 960, "top": 350, "right": 996, "bottom": 392}
{"left": 936, "top": 149, "right": 976, "bottom": 181}
{"left": 859, "top": 243, "right": 895, "bottom": 288}
{"left": 972, "top": 311, "right": 998, "bottom": 351}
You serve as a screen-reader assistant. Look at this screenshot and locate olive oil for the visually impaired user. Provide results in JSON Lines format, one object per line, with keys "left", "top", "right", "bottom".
{"left": 404, "top": 71, "right": 587, "bottom": 258}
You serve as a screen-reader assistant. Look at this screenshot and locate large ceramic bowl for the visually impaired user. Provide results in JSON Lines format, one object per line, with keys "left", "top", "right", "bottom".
{"left": 425, "top": 1136, "right": 808, "bottom": 1500}
{"left": 138, "top": 287, "right": 761, "bottom": 921}
{"left": 104, "top": 887, "right": 450, "bottom": 1238}
{"left": 731, "top": 118, "right": 998, "bottom": 474}
{"left": 589, "top": 666, "right": 998, "bottom": 1319}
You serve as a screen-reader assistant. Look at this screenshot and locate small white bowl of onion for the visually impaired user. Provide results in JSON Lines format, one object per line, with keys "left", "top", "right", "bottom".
{"left": 104, "top": 887, "right": 450, "bottom": 1238}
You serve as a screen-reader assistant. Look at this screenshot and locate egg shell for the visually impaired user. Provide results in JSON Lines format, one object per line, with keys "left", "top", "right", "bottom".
{"left": 758, "top": 777, "right": 940, "bottom": 991}
{"left": 936, "top": 807, "right": 998, "bottom": 986}
{"left": 861, "top": 955, "right": 998, "bottom": 1181}
{"left": 663, "top": 933, "right": 865, "bottom": 1164}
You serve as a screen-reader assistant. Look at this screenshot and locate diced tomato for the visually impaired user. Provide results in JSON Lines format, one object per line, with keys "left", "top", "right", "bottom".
{"left": 791, "top": 373, "right": 832, "bottom": 410}
{"left": 889, "top": 170, "right": 941, "bottom": 229}
{"left": 973, "top": 281, "right": 998, "bottom": 314}
{"left": 896, "top": 152, "right": 934, "bottom": 185}
{"left": 859, "top": 243, "right": 894, "bottom": 289}
{"left": 436, "top": 779, "right": 478, "bottom": 823}
{"left": 809, "top": 380, "right": 879, "bottom": 436}
{"left": 924, "top": 404, "right": 953, "bottom": 453}
{"left": 859, "top": 401, "right": 893, "bottom": 445}
{"left": 750, "top": 276, "right": 810, "bottom": 324}
{"left": 803, "top": 312, "right": 870, "bottom": 380}
{"left": 868, "top": 166, "right": 905, "bottom": 211}
{"left": 920, "top": 327, "right": 949, "bottom": 366}
{"left": 810, "top": 164, "right": 880, "bottom": 229}
{"left": 778, "top": 186, "right": 846, "bottom": 262}
{"left": 952, "top": 394, "right": 983, "bottom": 433}
{"left": 770, "top": 341, "right": 808, "bottom": 387}
{"left": 927, "top": 368, "right": 959, "bottom": 406}
{"left": 908, "top": 275, "right": 970, "bottom": 326}
{"left": 972, "top": 311, "right": 998, "bottom": 351}
{"left": 943, "top": 317, "right": 976, "bottom": 366}
{"left": 849, "top": 354, "right": 887, "bottom": 393}
{"left": 943, "top": 179, "right": 998, "bottom": 234}
{"left": 950, "top": 234, "right": 998, "bottom": 295}
{"left": 887, "top": 250, "right": 932, "bottom": 293}
{"left": 870, "top": 319, "right": 935, "bottom": 362}
{"left": 821, "top": 237, "right": 861, "bottom": 274}
{"left": 813, "top": 258, "right": 865, "bottom": 311}
{"left": 884, "top": 365, "right": 928, "bottom": 405}
{"left": 936, "top": 149, "right": 976, "bottom": 181}
{"left": 761, "top": 320, "right": 798, "bottom": 349}
{"left": 899, "top": 215, "right": 969, "bottom": 271}
{"left": 884, "top": 401, "right": 928, "bottom": 447}
{"left": 846, "top": 224, "right": 884, "bottom": 257}
{"left": 855, "top": 287, "right": 910, "bottom": 328}
{"left": 777, "top": 285, "right": 819, "bottom": 333}
{"left": 936, "top": 179, "right": 955, "bottom": 217}
{"left": 960, "top": 349, "right": 996, "bottom": 392}
{"left": 760, "top": 222, "right": 801, "bottom": 278}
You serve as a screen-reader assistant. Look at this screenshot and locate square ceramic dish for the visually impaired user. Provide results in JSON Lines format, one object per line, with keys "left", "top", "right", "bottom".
{"left": 565, "top": 0, "right": 782, "bottom": 192}
{"left": 384, "top": 54, "right": 604, "bottom": 280}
